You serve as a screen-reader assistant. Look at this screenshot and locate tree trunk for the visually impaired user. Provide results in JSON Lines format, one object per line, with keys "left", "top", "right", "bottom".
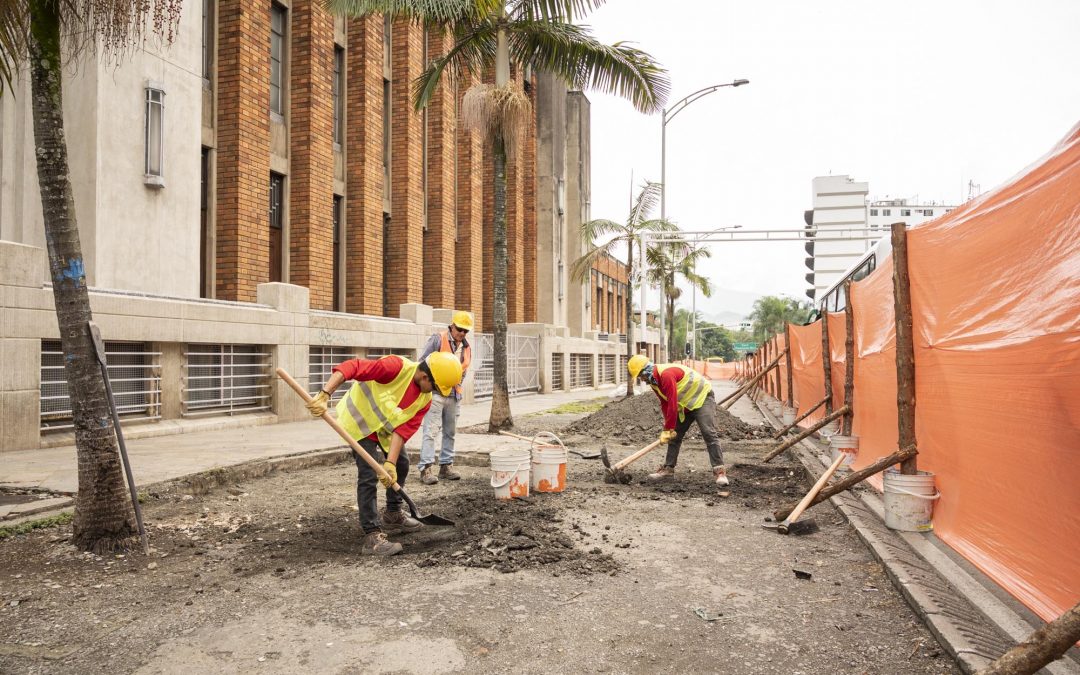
{"left": 976, "top": 600, "right": 1080, "bottom": 675}
{"left": 488, "top": 135, "right": 512, "bottom": 431}
{"left": 29, "top": 0, "right": 135, "bottom": 553}
{"left": 891, "top": 222, "right": 917, "bottom": 474}
{"left": 842, "top": 280, "right": 855, "bottom": 436}
{"left": 625, "top": 238, "right": 634, "bottom": 396}
{"left": 666, "top": 294, "right": 675, "bottom": 360}
{"left": 821, "top": 310, "right": 833, "bottom": 416}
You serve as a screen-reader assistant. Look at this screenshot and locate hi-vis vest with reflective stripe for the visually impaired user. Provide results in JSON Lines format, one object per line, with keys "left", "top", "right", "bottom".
{"left": 650, "top": 364, "right": 711, "bottom": 422}
{"left": 335, "top": 357, "right": 431, "bottom": 451}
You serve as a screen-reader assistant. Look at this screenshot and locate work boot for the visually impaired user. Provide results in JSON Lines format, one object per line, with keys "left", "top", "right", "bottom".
{"left": 420, "top": 465, "right": 439, "bottom": 485}
{"left": 647, "top": 465, "right": 675, "bottom": 482}
{"left": 361, "top": 531, "right": 402, "bottom": 557}
{"left": 379, "top": 508, "right": 423, "bottom": 533}
{"left": 713, "top": 465, "right": 730, "bottom": 486}
{"left": 438, "top": 463, "right": 461, "bottom": 481}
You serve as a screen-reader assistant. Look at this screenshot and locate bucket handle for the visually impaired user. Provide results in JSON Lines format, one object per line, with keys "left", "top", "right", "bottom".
{"left": 889, "top": 485, "right": 941, "bottom": 500}
{"left": 490, "top": 461, "right": 530, "bottom": 488}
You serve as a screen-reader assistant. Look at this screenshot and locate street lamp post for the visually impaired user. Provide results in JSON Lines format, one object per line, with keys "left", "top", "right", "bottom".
{"left": 659, "top": 78, "right": 748, "bottom": 362}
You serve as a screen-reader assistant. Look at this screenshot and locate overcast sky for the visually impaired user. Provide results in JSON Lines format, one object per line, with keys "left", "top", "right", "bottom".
{"left": 582, "top": 0, "right": 1080, "bottom": 319}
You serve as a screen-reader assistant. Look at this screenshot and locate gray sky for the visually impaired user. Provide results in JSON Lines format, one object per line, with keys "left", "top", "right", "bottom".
{"left": 583, "top": 0, "right": 1080, "bottom": 318}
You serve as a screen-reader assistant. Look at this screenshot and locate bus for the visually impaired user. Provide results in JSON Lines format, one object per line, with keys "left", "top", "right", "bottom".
{"left": 818, "top": 235, "right": 893, "bottom": 313}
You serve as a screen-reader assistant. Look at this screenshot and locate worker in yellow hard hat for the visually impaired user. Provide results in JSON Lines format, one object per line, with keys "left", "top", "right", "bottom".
{"left": 307, "top": 351, "right": 462, "bottom": 556}
{"left": 627, "top": 354, "right": 730, "bottom": 486}
{"left": 417, "top": 310, "right": 474, "bottom": 485}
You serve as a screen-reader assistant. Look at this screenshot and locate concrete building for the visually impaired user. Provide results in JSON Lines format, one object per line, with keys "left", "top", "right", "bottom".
{"left": 867, "top": 198, "right": 955, "bottom": 231}
{"left": 0, "top": 3, "right": 659, "bottom": 451}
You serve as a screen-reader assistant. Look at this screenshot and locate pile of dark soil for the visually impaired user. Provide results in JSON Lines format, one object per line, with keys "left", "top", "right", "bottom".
{"left": 404, "top": 488, "right": 619, "bottom": 576}
{"left": 560, "top": 394, "right": 769, "bottom": 446}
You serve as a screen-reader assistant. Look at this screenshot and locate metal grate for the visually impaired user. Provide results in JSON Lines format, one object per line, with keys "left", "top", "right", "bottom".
{"left": 551, "top": 353, "right": 564, "bottom": 391}
{"left": 472, "top": 333, "right": 541, "bottom": 399}
{"left": 182, "top": 344, "right": 271, "bottom": 417}
{"left": 619, "top": 354, "right": 629, "bottom": 383}
{"left": 569, "top": 353, "right": 594, "bottom": 389}
{"left": 309, "top": 346, "right": 356, "bottom": 404}
{"left": 366, "top": 347, "right": 416, "bottom": 359}
{"left": 40, "top": 340, "right": 161, "bottom": 431}
{"left": 600, "top": 354, "right": 616, "bottom": 384}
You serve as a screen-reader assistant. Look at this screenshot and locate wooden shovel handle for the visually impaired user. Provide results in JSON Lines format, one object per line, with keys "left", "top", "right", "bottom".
{"left": 612, "top": 438, "right": 665, "bottom": 472}
{"left": 276, "top": 368, "right": 401, "bottom": 492}
{"left": 498, "top": 430, "right": 562, "bottom": 449}
{"left": 784, "top": 452, "right": 846, "bottom": 526}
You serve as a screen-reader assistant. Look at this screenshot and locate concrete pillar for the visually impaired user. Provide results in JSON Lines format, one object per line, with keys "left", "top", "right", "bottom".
{"left": 258, "top": 282, "right": 311, "bottom": 422}
{"left": 0, "top": 241, "right": 45, "bottom": 451}
{"left": 158, "top": 342, "right": 184, "bottom": 420}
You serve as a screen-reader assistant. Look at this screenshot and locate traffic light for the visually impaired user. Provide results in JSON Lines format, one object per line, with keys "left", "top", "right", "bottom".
{"left": 685, "top": 342, "right": 692, "bottom": 356}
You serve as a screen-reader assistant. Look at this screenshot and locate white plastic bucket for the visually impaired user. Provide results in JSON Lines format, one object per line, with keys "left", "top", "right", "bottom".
{"left": 819, "top": 418, "right": 839, "bottom": 439}
{"left": 782, "top": 407, "right": 796, "bottom": 426}
{"left": 883, "top": 469, "right": 940, "bottom": 532}
{"left": 531, "top": 447, "right": 567, "bottom": 493}
{"left": 489, "top": 449, "right": 531, "bottom": 500}
{"left": 829, "top": 435, "right": 859, "bottom": 476}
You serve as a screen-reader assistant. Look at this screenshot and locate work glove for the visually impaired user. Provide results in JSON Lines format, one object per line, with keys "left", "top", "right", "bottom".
{"left": 379, "top": 461, "right": 398, "bottom": 489}
{"left": 659, "top": 429, "right": 677, "bottom": 444}
{"left": 306, "top": 390, "right": 330, "bottom": 418}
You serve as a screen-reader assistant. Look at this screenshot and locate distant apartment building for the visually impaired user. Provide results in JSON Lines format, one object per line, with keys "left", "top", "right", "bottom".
{"left": 804, "top": 176, "right": 955, "bottom": 300}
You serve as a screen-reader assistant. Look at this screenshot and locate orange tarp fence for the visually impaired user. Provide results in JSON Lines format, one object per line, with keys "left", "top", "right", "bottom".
{"left": 746, "top": 124, "right": 1080, "bottom": 622}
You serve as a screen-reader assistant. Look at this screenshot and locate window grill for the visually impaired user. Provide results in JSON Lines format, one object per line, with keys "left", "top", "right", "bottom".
{"left": 182, "top": 344, "right": 271, "bottom": 417}
{"left": 601, "top": 354, "right": 616, "bottom": 384}
{"left": 366, "top": 347, "right": 416, "bottom": 359}
{"left": 472, "top": 334, "right": 541, "bottom": 399}
{"left": 40, "top": 340, "right": 161, "bottom": 431}
{"left": 550, "top": 353, "right": 564, "bottom": 391}
{"left": 309, "top": 346, "right": 355, "bottom": 405}
{"left": 619, "top": 355, "right": 629, "bottom": 383}
{"left": 569, "top": 353, "right": 594, "bottom": 389}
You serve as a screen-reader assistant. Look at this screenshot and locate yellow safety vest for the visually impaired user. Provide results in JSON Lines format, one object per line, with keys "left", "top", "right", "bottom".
{"left": 651, "top": 363, "right": 711, "bottom": 422}
{"left": 335, "top": 357, "right": 432, "bottom": 451}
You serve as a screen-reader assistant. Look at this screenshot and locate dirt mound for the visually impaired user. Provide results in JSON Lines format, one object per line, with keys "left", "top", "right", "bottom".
{"left": 560, "top": 394, "right": 769, "bottom": 446}
{"left": 403, "top": 488, "right": 619, "bottom": 576}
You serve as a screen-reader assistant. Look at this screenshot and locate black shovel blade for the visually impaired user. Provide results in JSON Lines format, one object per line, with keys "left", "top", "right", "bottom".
{"left": 600, "top": 445, "right": 612, "bottom": 470}
{"left": 399, "top": 489, "right": 455, "bottom": 527}
{"left": 569, "top": 448, "right": 602, "bottom": 460}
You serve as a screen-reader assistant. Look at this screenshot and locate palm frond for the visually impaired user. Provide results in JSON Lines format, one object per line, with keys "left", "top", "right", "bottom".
{"left": 569, "top": 242, "right": 616, "bottom": 283}
{"left": 0, "top": 0, "right": 28, "bottom": 95}
{"left": 510, "top": 0, "right": 606, "bottom": 22}
{"left": 507, "top": 19, "right": 669, "bottom": 114}
{"left": 625, "top": 181, "right": 660, "bottom": 226}
{"left": 326, "top": 0, "right": 498, "bottom": 23}
{"left": 460, "top": 82, "right": 532, "bottom": 155}
{"left": 637, "top": 217, "right": 677, "bottom": 233}
{"left": 683, "top": 269, "right": 712, "bottom": 297}
{"left": 580, "top": 217, "right": 625, "bottom": 243}
{"left": 411, "top": 21, "right": 496, "bottom": 110}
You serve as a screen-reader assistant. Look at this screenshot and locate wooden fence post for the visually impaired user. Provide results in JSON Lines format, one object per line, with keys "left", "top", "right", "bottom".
{"left": 821, "top": 310, "right": 833, "bottom": 417}
{"left": 842, "top": 281, "right": 855, "bottom": 436}
{"left": 892, "top": 222, "right": 918, "bottom": 474}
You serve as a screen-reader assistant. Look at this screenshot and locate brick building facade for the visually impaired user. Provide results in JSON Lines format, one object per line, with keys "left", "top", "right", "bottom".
{"left": 589, "top": 252, "right": 630, "bottom": 334}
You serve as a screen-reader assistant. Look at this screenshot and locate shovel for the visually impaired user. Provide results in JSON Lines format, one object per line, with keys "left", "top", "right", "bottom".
{"left": 276, "top": 368, "right": 454, "bottom": 527}
{"left": 601, "top": 438, "right": 664, "bottom": 484}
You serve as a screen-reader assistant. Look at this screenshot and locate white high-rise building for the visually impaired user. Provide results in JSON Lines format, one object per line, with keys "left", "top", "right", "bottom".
{"left": 867, "top": 198, "right": 956, "bottom": 231}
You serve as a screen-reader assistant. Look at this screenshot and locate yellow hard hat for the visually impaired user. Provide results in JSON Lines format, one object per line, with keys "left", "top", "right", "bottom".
{"left": 426, "top": 351, "right": 464, "bottom": 396}
{"left": 451, "top": 310, "right": 474, "bottom": 332}
{"left": 627, "top": 354, "right": 651, "bottom": 380}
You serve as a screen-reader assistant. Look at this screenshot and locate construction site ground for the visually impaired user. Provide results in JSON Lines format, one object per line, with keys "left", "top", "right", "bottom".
{"left": 0, "top": 384, "right": 972, "bottom": 675}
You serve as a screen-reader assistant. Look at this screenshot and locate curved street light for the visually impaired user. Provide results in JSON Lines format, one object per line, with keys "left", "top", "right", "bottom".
{"left": 657, "top": 79, "right": 749, "bottom": 361}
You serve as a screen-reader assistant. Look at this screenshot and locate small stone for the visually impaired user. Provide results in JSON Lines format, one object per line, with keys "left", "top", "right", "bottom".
{"left": 147, "top": 562, "right": 158, "bottom": 570}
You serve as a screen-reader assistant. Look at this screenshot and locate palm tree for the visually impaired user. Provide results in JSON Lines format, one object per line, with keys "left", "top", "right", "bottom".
{"left": 330, "top": 0, "right": 669, "bottom": 428}
{"left": 570, "top": 181, "right": 675, "bottom": 395}
{"left": 646, "top": 236, "right": 712, "bottom": 358}
{"left": 0, "top": 0, "right": 182, "bottom": 552}
{"left": 748, "top": 295, "right": 811, "bottom": 343}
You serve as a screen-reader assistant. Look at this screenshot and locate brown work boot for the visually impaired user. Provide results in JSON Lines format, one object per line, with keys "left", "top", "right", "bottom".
{"left": 379, "top": 508, "right": 423, "bottom": 533}
{"left": 420, "top": 465, "right": 438, "bottom": 485}
{"left": 713, "top": 465, "right": 730, "bottom": 486}
{"left": 647, "top": 465, "right": 675, "bottom": 482}
{"left": 361, "top": 531, "right": 402, "bottom": 556}
{"left": 438, "top": 463, "right": 461, "bottom": 481}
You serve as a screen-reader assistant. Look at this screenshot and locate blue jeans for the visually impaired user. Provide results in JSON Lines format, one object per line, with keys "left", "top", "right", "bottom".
{"left": 418, "top": 393, "right": 459, "bottom": 470}
{"left": 353, "top": 438, "right": 409, "bottom": 533}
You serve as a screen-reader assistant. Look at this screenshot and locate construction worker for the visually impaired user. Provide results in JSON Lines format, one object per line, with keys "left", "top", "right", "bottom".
{"left": 306, "top": 352, "right": 463, "bottom": 556}
{"left": 626, "top": 354, "right": 730, "bottom": 486}
{"left": 417, "top": 311, "right": 473, "bottom": 484}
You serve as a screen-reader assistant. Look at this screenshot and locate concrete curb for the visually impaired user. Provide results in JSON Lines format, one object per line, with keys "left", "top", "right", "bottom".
{"left": 752, "top": 396, "right": 1080, "bottom": 675}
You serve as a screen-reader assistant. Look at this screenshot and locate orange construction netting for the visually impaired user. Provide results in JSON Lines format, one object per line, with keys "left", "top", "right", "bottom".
{"left": 733, "top": 124, "right": 1080, "bottom": 622}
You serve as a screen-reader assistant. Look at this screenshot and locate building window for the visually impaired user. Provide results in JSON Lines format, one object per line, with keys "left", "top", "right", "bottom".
{"left": 269, "top": 173, "right": 284, "bottom": 282}
{"left": 200, "top": 148, "right": 211, "bottom": 296}
{"left": 202, "top": 0, "right": 213, "bottom": 82}
{"left": 270, "top": 3, "right": 286, "bottom": 116}
{"left": 333, "top": 47, "right": 344, "bottom": 147}
{"left": 333, "top": 196, "right": 343, "bottom": 311}
{"left": 144, "top": 83, "right": 165, "bottom": 186}
{"left": 923, "top": 209, "right": 934, "bottom": 216}
{"left": 901, "top": 209, "right": 911, "bottom": 217}
{"left": 882, "top": 209, "right": 891, "bottom": 216}
{"left": 869, "top": 208, "right": 878, "bottom": 216}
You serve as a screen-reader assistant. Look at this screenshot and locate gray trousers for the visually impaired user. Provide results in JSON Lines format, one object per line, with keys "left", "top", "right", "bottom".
{"left": 353, "top": 438, "right": 410, "bottom": 534}
{"left": 664, "top": 390, "right": 725, "bottom": 469}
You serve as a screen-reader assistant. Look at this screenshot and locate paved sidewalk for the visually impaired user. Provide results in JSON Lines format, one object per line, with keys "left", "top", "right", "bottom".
{"left": 0, "top": 387, "right": 615, "bottom": 495}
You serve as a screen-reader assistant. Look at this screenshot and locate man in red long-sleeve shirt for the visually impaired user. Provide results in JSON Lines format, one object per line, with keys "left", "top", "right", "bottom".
{"left": 306, "top": 352, "right": 461, "bottom": 556}
{"left": 626, "top": 354, "right": 729, "bottom": 485}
